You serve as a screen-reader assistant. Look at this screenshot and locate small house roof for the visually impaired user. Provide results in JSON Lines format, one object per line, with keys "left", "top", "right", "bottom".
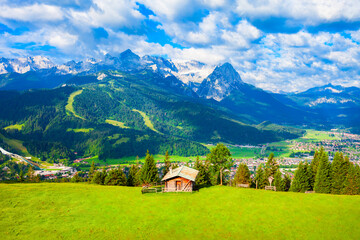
{"left": 161, "top": 166, "right": 199, "bottom": 182}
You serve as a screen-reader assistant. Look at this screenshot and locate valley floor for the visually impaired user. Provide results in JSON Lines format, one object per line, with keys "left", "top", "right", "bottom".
{"left": 0, "top": 183, "right": 359, "bottom": 239}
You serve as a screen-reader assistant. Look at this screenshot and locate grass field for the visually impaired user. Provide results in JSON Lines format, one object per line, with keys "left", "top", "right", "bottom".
{"left": 301, "top": 129, "right": 341, "bottom": 141}
{"left": 66, "top": 128, "right": 94, "bottom": 133}
{"left": 65, "top": 90, "right": 85, "bottom": 120}
{"left": 88, "top": 154, "right": 204, "bottom": 166}
{"left": 105, "top": 119, "right": 129, "bottom": 129}
{"left": 3, "top": 124, "right": 24, "bottom": 131}
{"left": 0, "top": 183, "right": 359, "bottom": 240}
{"left": 132, "top": 109, "right": 162, "bottom": 134}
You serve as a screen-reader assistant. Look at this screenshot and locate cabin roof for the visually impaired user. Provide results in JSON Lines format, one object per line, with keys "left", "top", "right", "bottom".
{"left": 161, "top": 166, "right": 199, "bottom": 182}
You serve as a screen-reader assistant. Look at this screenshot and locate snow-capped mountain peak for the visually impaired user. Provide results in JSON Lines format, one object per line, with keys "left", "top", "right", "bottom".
{"left": 0, "top": 56, "right": 55, "bottom": 74}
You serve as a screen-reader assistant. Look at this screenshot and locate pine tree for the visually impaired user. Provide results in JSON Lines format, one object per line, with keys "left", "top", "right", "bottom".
{"left": 290, "top": 161, "right": 311, "bottom": 192}
{"left": 194, "top": 157, "right": 211, "bottom": 187}
{"left": 342, "top": 164, "right": 360, "bottom": 195}
{"left": 91, "top": 171, "right": 103, "bottom": 185}
{"left": 254, "top": 166, "right": 267, "bottom": 189}
{"left": 162, "top": 151, "right": 171, "bottom": 176}
{"left": 310, "top": 147, "right": 324, "bottom": 189}
{"left": 283, "top": 174, "right": 291, "bottom": 191}
{"left": 88, "top": 161, "right": 96, "bottom": 182}
{"left": 314, "top": 152, "right": 332, "bottom": 193}
{"left": 127, "top": 164, "right": 140, "bottom": 186}
{"left": 101, "top": 167, "right": 107, "bottom": 184}
{"left": 140, "top": 150, "right": 159, "bottom": 185}
{"left": 233, "top": 163, "right": 251, "bottom": 186}
{"left": 331, "top": 153, "right": 350, "bottom": 194}
{"left": 265, "top": 153, "right": 279, "bottom": 179}
{"left": 273, "top": 170, "right": 285, "bottom": 191}
{"left": 27, "top": 166, "right": 35, "bottom": 182}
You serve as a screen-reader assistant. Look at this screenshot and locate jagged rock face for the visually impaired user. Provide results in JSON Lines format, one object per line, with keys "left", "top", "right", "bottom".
{"left": 197, "top": 62, "right": 244, "bottom": 101}
{"left": 142, "top": 55, "right": 177, "bottom": 77}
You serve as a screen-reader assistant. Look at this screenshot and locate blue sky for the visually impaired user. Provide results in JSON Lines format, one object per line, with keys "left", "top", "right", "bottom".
{"left": 1, "top": 0, "right": 360, "bottom": 92}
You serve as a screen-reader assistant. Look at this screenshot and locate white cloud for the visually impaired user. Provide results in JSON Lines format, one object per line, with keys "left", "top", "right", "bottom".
{"left": 69, "top": 0, "right": 144, "bottom": 28}
{"left": 0, "top": 3, "right": 63, "bottom": 22}
{"left": 221, "top": 20, "right": 261, "bottom": 48}
{"left": 234, "top": 0, "right": 360, "bottom": 25}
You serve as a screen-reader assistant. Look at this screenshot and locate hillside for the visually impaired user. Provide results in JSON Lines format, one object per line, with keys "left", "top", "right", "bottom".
{"left": 0, "top": 68, "right": 304, "bottom": 163}
{"left": 1, "top": 183, "right": 359, "bottom": 240}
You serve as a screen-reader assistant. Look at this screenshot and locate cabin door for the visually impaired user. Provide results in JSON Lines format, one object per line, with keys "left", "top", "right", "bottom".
{"left": 176, "top": 181, "right": 181, "bottom": 191}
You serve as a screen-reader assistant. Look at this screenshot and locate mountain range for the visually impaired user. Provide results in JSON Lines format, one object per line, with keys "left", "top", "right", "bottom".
{"left": 0, "top": 49, "right": 359, "bottom": 161}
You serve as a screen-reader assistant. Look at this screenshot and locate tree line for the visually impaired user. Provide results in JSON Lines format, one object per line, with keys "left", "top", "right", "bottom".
{"left": 4, "top": 143, "right": 360, "bottom": 196}
{"left": 290, "top": 147, "right": 360, "bottom": 195}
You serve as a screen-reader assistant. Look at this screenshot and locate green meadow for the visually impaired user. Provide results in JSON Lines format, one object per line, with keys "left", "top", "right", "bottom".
{"left": 132, "top": 109, "right": 162, "bottom": 134}
{"left": 0, "top": 183, "right": 359, "bottom": 240}
{"left": 65, "top": 89, "right": 85, "bottom": 120}
{"left": 105, "top": 119, "right": 129, "bottom": 129}
{"left": 3, "top": 124, "right": 24, "bottom": 131}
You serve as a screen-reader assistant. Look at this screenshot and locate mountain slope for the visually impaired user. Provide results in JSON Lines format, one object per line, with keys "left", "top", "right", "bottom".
{"left": 0, "top": 68, "right": 305, "bottom": 163}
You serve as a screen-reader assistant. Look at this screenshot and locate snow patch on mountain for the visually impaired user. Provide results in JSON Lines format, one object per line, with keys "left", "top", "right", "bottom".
{"left": 325, "top": 87, "right": 342, "bottom": 93}
{"left": 172, "top": 60, "right": 214, "bottom": 85}
{"left": 308, "top": 97, "right": 355, "bottom": 107}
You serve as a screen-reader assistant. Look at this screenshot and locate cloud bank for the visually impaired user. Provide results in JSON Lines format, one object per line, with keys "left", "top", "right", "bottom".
{"left": 0, "top": 0, "right": 360, "bottom": 92}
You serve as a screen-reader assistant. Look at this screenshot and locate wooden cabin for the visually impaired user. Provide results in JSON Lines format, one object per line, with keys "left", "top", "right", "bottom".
{"left": 161, "top": 166, "right": 199, "bottom": 192}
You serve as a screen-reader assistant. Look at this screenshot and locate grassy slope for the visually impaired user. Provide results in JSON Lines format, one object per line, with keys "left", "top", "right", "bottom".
{"left": 3, "top": 124, "right": 24, "bottom": 130}
{"left": 0, "top": 183, "right": 359, "bottom": 240}
{"left": 105, "top": 119, "right": 129, "bottom": 129}
{"left": 132, "top": 109, "right": 162, "bottom": 134}
{"left": 65, "top": 89, "right": 85, "bottom": 120}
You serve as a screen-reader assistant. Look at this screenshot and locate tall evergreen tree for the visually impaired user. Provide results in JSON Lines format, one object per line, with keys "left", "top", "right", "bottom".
{"left": 314, "top": 152, "right": 332, "bottom": 193}
{"left": 162, "top": 151, "right": 171, "bottom": 176}
{"left": 194, "top": 157, "right": 211, "bottom": 187}
{"left": 342, "top": 164, "right": 360, "bottom": 195}
{"left": 140, "top": 150, "right": 159, "bottom": 185}
{"left": 27, "top": 166, "right": 35, "bottom": 182}
{"left": 101, "top": 167, "right": 107, "bottom": 184}
{"left": 88, "top": 161, "right": 96, "bottom": 182}
{"left": 265, "top": 153, "right": 279, "bottom": 179}
{"left": 273, "top": 170, "right": 285, "bottom": 191}
{"left": 233, "top": 163, "right": 251, "bottom": 186}
{"left": 310, "top": 147, "right": 324, "bottom": 189}
{"left": 127, "top": 164, "right": 140, "bottom": 186}
{"left": 207, "top": 143, "right": 232, "bottom": 185}
{"left": 290, "top": 161, "right": 311, "bottom": 192}
{"left": 91, "top": 171, "right": 103, "bottom": 185}
{"left": 283, "top": 174, "right": 291, "bottom": 192}
{"left": 254, "top": 165, "right": 267, "bottom": 189}
{"left": 331, "top": 152, "right": 350, "bottom": 194}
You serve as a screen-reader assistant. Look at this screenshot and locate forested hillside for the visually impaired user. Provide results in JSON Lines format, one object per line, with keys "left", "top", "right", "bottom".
{"left": 0, "top": 69, "right": 304, "bottom": 164}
